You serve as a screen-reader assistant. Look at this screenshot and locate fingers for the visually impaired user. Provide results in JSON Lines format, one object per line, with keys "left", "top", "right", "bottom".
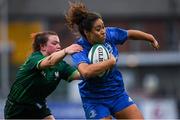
{"left": 149, "top": 35, "right": 159, "bottom": 50}
{"left": 154, "top": 40, "right": 160, "bottom": 49}
{"left": 71, "top": 44, "right": 83, "bottom": 50}
{"left": 65, "top": 44, "right": 83, "bottom": 55}
{"left": 109, "top": 53, "right": 116, "bottom": 60}
{"left": 155, "top": 44, "right": 160, "bottom": 49}
{"left": 151, "top": 40, "right": 160, "bottom": 50}
{"left": 72, "top": 44, "right": 83, "bottom": 52}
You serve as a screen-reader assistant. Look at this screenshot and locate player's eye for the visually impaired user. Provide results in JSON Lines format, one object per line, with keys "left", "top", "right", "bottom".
{"left": 52, "top": 42, "right": 59, "bottom": 45}
{"left": 95, "top": 27, "right": 101, "bottom": 32}
{"left": 102, "top": 25, "right": 105, "bottom": 29}
{"left": 95, "top": 25, "right": 105, "bottom": 32}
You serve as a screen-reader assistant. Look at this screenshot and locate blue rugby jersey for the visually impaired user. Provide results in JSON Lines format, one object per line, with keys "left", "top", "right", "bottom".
{"left": 71, "top": 27, "right": 128, "bottom": 100}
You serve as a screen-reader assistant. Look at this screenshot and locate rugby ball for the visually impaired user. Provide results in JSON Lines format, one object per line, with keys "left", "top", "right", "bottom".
{"left": 88, "top": 44, "right": 110, "bottom": 77}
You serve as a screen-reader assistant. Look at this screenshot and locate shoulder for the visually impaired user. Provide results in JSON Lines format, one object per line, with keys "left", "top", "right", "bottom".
{"left": 75, "top": 37, "right": 91, "bottom": 50}
{"left": 105, "top": 27, "right": 128, "bottom": 38}
{"left": 105, "top": 27, "right": 128, "bottom": 44}
{"left": 29, "top": 52, "right": 44, "bottom": 60}
{"left": 20, "top": 52, "right": 44, "bottom": 70}
{"left": 31, "top": 51, "right": 43, "bottom": 57}
{"left": 25, "top": 51, "right": 44, "bottom": 65}
{"left": 106, "top": 27, "right": 127, "bottom": 33}
{"left": 75, "top": 37, "right": 85, "bottom": 45}
{"left": 106, "top": 27, "right": 117, "bottom": 32}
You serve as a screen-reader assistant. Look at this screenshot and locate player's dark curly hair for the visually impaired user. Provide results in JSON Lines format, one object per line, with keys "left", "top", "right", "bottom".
{"left": 31, "top": 31, "right": 57, "bottom": 52}
{"left": 65, "top": 2, "right": 102, "bottom": 38}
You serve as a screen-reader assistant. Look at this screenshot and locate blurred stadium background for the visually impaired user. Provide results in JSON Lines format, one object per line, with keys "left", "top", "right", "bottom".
{"left": 0, "top": 0, "right": 180, "bottom": 119}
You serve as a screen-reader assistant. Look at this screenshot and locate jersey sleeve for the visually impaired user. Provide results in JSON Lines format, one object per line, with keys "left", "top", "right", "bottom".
{"left": 24, "top": 53, "right": 45, "bottom": 71}
{"left": 106, "top": 27, "right": 128, "bottom": 45}
{"left": 71, "top": 50, "right": 90, "bottom": 67}
{"left": 58, "top": 61, "right": 77, "bottom": 82}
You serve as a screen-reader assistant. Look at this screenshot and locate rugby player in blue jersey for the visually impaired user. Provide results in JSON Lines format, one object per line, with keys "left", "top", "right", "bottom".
{"left": 65, "top": 2, "right": 159, "bottom": 120}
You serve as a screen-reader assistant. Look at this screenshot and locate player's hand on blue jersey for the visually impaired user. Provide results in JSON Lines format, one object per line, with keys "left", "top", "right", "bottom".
{"left": 64, "top": 44, "right": 83, "bottom": 55}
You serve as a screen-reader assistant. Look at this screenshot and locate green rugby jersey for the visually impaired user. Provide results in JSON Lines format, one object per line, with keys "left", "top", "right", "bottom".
{"left": 8, "top": 51, "right": 77, "bottom": 104}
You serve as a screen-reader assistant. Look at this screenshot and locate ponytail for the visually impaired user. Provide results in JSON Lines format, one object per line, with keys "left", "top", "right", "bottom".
{"left": 65, "top": 2, "right": 101, "bottom": 38}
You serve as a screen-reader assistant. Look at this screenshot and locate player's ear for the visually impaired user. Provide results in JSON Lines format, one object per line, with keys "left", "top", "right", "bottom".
{"left": 84, "top": 30, "right": 88, "bottom": 36}
{"left": 40, "top": 44, "right": 46, "bottom": 51}
{"left": 84, "top": 30, "right": 90, "bottom": 39}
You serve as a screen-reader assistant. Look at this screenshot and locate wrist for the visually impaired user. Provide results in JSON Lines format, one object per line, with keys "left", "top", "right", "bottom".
{"left": 148, "top": 34, "right": 154, "bottom": 43}
{"left": 63, "top": 48, "right": 68, "bottom": 56}
{"left": 110, "top": 58, "right": 116, "bottom": 66}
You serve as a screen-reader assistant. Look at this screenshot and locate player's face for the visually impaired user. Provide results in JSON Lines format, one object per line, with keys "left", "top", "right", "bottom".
{"left": 87, "top": 18, "right": 106, "bottom": 44}
{"left": 44, "top": 35, "right": 61, "bottom": 55}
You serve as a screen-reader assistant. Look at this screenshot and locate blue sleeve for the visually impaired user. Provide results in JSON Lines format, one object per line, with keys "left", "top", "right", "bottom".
{"left": 71, "top": 50, "right": 90, "bottom": 67}
{"left": 106, "top": 27, "right": 128, "bottom": 45}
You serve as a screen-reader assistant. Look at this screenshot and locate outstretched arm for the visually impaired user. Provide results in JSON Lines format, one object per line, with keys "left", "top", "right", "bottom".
{"left": 39, "top": 44, "right": 82, "bottom": 69}
{"left": 128, "top": 30, "right": 159, "bottom": 49}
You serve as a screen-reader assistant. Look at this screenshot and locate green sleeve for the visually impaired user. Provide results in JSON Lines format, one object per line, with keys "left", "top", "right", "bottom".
{"left": 67, "top": 70, "right": 79, "bottom": 82}
{"left": 24, "top": 53, "right": 45, "bottom": 71}
{"left": 58, "top": 61, "right": 77, "bottom": 82}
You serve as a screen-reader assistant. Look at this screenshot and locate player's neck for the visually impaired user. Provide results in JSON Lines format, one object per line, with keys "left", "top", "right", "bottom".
{"left": 40, "top": 50, "right": 48, "bottom": 56}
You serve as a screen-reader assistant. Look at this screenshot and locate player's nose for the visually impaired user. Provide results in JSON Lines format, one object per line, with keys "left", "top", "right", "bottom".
{"left": 57, "top": 44, "right": 61, "bottom": 50}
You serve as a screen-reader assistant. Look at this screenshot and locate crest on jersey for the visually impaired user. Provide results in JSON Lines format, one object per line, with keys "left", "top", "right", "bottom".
{"left": 89, "top": 110, "right": 97, "bottom": 118}
{"left": 54, "top": 71, "right": 59, "bottom": 80}
{"left": 41, "top": 71, "right": 46, "bottom": 77}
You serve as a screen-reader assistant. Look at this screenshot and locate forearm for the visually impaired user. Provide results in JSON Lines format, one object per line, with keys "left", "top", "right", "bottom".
{"left": 39, "top": 44, "right": 82, "bottom": 70}
{"left": 39, "top": 49, "right": 66, "bottom": 69}
{"left": 47, "top": 49, "right": 67, "bottom": 64}
{"left": 128, "top": 30, "right": 155, "bottom": 43}
{"left": 79, "top": 59, "right": 115, "bottom": 78}
{"left": 87, "top": 62, "right": 111, "bottom": 76}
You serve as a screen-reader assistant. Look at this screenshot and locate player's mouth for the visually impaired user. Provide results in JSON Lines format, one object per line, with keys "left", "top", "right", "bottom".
{"left": 102, "top": 34, "right": 106, "bottom": 39}
{"left": 56, "top": 49, "right": 61, "bottom": 52}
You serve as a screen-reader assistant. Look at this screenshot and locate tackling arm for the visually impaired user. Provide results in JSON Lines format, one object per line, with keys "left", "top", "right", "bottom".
{"left": 39, "top": 44, "right": 82, "bottom": 69}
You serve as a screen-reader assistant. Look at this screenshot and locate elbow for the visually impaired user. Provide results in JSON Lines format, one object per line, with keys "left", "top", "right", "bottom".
{"left": 39, "top": 56, "right": 58, "bottom": 69}
{"left": 48, "top": 61, "right": 57, "bottom": 66}
{"left": 127, "top": 30, "right": 136, "bottom": 39}
{"left": 46, "top": 56, "right": 58, "bottom": 66}
{"left": 80, "top": 70, "right": 93, "bottom": 79}
{"left": 78, "top": 64, "right": 97, "bottom": 79}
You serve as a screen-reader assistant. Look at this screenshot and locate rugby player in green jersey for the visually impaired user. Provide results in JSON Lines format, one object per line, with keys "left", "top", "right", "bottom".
{"left": 4, "top": 31, "right": 83, "bottom": 119}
